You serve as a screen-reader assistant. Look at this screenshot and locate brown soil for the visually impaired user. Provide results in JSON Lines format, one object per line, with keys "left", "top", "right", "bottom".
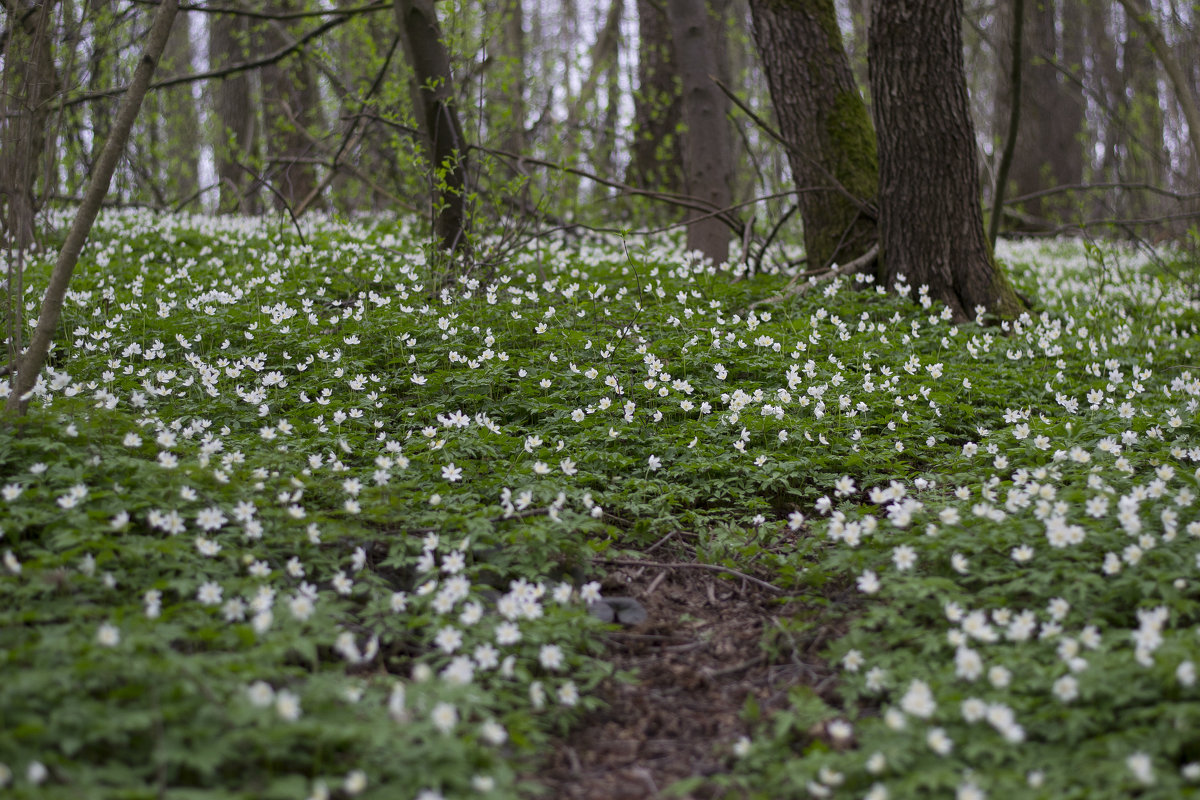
{"left": 535, "top": 558, "right": 844, "bottom": 799}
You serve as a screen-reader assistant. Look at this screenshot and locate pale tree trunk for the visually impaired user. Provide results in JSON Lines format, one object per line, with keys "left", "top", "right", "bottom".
{"left": 664, "top": 0, "right": 734, "bottom": 265}
{"left": 260, "top": 0, "right": 323, "bottom": 209}
{"left": 6, "top": 0, "right": 178, "bottom": 417}
{"left": 562, "top": 0, "right": 623, "bottom": 201}
{"left": 209, "top": 12, "right": 259, "bottom": 213}
{"left": 394, "top": 0, "right": 469, "bottom": 252}
{"left": 869, "top": 0, "right": 1024, "bottom": 322}
{"left": 628, "top": 0, "right": 683, "bottom": 199}
{"left": 750, "top": 0, "right": 878, "bottom": 271}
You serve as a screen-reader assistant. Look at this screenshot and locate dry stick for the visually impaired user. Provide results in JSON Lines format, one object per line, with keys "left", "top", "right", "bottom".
{"left": 4, "top": 0, "right": 178, "bottom": 417}
{"left": 600, "top": 558, "right": 784, "bottom": 594}
{"left": 1003, "top": 181, "right": 1200, "bottom": 207}
{"left": 137, "top": 0, "right": 386, "bottom": 20}
{"left": 295, "top": 34, "right": 401, "bottom": 218}
{"left": 63, "top": 10, "right": 371, "bottom": 107}
{"left": 711, "top": 74, "right": 877, "bottom": 219}
{"left": 748, "top": 243, "right": 879, "bottom": 311}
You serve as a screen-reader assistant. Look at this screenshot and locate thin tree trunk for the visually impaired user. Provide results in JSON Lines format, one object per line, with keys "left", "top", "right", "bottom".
{"left": 393, "top": 0, "right": 469, "bottom": 252}
{"left": 749, "top": 0, "right": 878, "bottom": 271}
{"left": 869, "top": 0, "right": 1023, "bottom": 322}
{"left": 6, "top": 0, "right": 178, "bottom": 417}
{"left": 664, "top": 0, "right": 734, "bottom": 265}
{"left": 1117, "top": 0, "right": 1200, "bottom": 165}
{"left": 989, "top": 0, "right": 1023, "bottom": 244}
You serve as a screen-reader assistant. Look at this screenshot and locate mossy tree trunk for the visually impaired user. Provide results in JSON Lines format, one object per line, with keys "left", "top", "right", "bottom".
{"left": 869, "top": 0, "right": 1024, "bottom": 322}
{"left": 749, "top": 0, "right": 878, "bottom": 272}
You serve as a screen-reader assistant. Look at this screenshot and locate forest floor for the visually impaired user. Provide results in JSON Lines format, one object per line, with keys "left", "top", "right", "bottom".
{"left": 537, "top": 544, "right": 847, "bottom": 799}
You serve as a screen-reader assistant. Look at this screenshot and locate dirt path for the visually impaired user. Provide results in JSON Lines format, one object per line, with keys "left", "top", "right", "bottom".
{"left": 536, "top": 559, "right": 841, "bottom": 798}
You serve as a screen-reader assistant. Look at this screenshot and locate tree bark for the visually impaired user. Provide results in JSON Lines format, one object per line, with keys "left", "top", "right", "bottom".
{"left": 0, "top": 0, "right": 60, "bottom": 250}
{"left": 749, "top": 0, "right": 878, "bottom": 271}
{"left": 1004, "top": 0, "right": 1084, "bottom": 226}
{"left": 393, "top": 0, "right": 469, "bottom": 252}
{"left": 209, "top": 11, "right": 259, "bottom": 213}
{"left": 260, "top": 0, "right": 323, "bottom": 209}
{"left": 869, "top": 0, "right": 1023, "bottom": 322}
{"left": 628, "top": 0, "right": 684, "bottom": 200}
{"left": 6, "top": 0, "right": 178, "bottom": 416}
{"left": 664, "top": 0, "right": 734, "bottom": 265}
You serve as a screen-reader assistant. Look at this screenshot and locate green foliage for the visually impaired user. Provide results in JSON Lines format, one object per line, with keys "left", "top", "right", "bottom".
{"left": 3, "top": 217, "right": 1200, "bottom": 798}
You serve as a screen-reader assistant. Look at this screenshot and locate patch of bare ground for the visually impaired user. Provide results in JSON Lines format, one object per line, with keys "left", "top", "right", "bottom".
{"left": 535, "top": 556, "right": 847, "bottom": 799}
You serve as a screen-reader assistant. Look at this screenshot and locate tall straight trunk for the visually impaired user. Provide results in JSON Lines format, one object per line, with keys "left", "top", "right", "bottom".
{"left": 0, "top": 0, "right": 60, "bottom": 249}
{"left": 155, "top": 10, "right": 200, "bottom": 206}
{"left": 749, "top": 0, "right": 878, "bottom": 271}
{"left": 209, "top": 12, "right": 259, "bottom": 213}
{"left": 628, "top": 0, "right": 683, "bottom": 199}
{"left": 260, "top": 1, "right": 323, "bottom": 209}
{"left": 6, "top": 0, "right": 178, "bottom": 416}
{"left": 489, "top": 0, "right": 526, "bottom": 155}
{"left": 869, "top": 0, "right": 1023, "bottom": 322}
{"left": 1006, "top": 0, "right": 1084, "bottom": 226}
{"left": 664, "top": 0, "right": 734, "bottom": 265}
{"left": 394, "top": 0, "right": 469, "bottom": 252}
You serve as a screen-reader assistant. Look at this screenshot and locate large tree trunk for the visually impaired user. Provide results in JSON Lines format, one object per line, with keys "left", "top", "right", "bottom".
{"left": 209, "top": 12, "right": 259, "bottom": 213}
{"left": 393, "top": 0, "right": 469, "bottom": 252}
{"left": 0, "top": 0, "right": 60, "bottom": 249}
{"left": 869, "top": 0, "right": 1024, "bottom": 322}
{"left": 260, "top": 1, "right": 323, "bottom": 209}
{"left": 6, "top": 0, "right": 178, "bottom": 416}
{"left": 628, "top": 0, "right": 684, "bottom": 200}
{"left": 749, "top": 0, "right": 878, "bottom": 271}
{"left": 664, "top": 0, "right": 734, "bottom": 265}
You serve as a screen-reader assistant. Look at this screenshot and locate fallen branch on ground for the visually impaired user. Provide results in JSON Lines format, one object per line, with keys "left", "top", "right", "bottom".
{"left": 599, "top": 557, "right": 785, "bottom": 594}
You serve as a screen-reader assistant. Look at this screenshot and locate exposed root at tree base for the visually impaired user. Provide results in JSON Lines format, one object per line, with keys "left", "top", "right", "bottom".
{"left": 534, "top": 561, "right": 842, "bottom": 799}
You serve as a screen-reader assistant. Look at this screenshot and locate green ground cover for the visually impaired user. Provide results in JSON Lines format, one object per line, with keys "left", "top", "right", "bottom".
{"left": 1, "top": 211, "right": 1199, "bottom": 798}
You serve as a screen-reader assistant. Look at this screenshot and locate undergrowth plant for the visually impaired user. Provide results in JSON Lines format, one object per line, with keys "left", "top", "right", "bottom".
{"left": 1, "top": 211, "right": 1198, "bottom": 798}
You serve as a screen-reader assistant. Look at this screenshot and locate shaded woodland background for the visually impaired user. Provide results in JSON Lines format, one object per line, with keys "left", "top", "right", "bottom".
{"left": 2, "top": 0, "right": 1198, "bottom": 259}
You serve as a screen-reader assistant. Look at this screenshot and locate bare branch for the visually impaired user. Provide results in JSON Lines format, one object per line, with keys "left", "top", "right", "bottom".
{"left": 62, "top": 8, "right": 382, "bottom": 107}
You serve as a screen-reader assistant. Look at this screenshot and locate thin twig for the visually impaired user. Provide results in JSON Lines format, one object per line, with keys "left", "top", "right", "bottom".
{"left": 599, "top": 558, "right": 784, "bottom": 594}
